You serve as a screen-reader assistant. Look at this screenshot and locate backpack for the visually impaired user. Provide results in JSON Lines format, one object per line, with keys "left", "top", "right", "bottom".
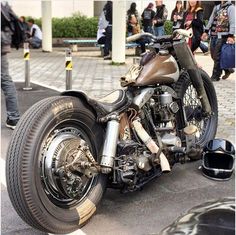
{"left": 1, "top": 3, "right": 24, "bottom": 49}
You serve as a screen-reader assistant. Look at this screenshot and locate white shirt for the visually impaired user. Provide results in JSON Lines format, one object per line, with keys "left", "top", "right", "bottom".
{"left": 30, "top": 24, "right": 42, "bottom": 40}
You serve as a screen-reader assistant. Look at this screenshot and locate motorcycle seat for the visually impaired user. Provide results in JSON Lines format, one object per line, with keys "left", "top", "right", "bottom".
{"left": 89, "top": 89, "right": 128, "bottom": 115}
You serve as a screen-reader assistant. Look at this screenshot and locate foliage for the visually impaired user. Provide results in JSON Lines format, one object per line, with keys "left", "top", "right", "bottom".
{"left": 26, "top": 16, "right": 98, "bottom": 38}
{"left": 164, "top": 20, "right": 173, "bottom": 36}
{"left": 25, "top": 17, "right": 173, "bottom": 38}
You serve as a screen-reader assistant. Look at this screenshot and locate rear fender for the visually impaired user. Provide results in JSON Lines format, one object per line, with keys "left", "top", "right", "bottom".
{"left": 61, "top": 90, "right": 102, "bottom": 118}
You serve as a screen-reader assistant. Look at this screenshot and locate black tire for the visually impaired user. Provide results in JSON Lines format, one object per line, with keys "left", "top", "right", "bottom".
{"left": 175, "top": 69, "right": 218, "bottom": 148}
{"left": 6, "top": 96, "right": 106, "bottom": 234}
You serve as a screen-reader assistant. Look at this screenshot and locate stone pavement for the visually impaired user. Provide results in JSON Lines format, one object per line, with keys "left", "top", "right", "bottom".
{"left": 8, "top": 47, "right": 235, "bottom": 143}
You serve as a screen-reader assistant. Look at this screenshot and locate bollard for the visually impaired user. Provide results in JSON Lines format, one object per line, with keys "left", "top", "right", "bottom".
{"left": 65, "top": 49, "right": 72, "bottom": 90}
{"left": 23, "top": 42, "right": 32, "bottom": 90}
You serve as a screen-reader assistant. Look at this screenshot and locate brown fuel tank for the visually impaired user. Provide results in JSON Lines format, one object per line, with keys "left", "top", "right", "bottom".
{"left": 134, "top": 52, "right": 180, "bottom": 86}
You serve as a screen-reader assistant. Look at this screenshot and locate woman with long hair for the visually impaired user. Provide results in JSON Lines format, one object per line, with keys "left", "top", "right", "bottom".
{"left": 171, "top": 1, "right": 184, "bottom": 31}
{"left": 181, "top": 0, "right": 204, "bottom": 52}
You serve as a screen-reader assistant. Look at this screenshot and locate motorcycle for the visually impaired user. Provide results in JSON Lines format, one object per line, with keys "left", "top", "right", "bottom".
{"left": 6, "top": 29, "right": 218, "bottom": 233}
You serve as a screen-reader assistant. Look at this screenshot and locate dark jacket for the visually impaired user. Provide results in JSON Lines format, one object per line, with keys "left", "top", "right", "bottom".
{"left": 181, "top": 8, "right": 204, "bottom": 38}
{"left": 1, "top": 2, "right": 13, "bottom": 54}
{"left": 104, "top": 1, "right": 112, "bottom": 25}
{"left": 141, "top": 8, "right": 155, "bottom": 27}
{"left": 171, "top": 9, "right": 184, "bottom": 29}
{"left": 154, "top": 4, "right": 168, "bottom": 27}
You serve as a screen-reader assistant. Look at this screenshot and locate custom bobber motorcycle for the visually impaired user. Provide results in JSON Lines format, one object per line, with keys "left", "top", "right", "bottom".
{"left": 6, "top": 29, "right": 218, "bottom": 234}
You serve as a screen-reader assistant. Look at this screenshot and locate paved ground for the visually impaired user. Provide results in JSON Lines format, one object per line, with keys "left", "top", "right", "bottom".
{"left": 1, "top": 48, "right": 235, "bottom": 235}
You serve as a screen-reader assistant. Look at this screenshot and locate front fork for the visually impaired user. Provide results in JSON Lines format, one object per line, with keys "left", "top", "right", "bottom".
{"left": 173, "top": 40, "right": 212, "bottom": 115}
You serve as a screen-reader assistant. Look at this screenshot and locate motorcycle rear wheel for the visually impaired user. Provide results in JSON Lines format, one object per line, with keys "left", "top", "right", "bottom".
{"left": 6, "top": 96, "right": 106, "bottom": 234}
{"left": 175, "top": 69, "right": 218, "bottom": 154}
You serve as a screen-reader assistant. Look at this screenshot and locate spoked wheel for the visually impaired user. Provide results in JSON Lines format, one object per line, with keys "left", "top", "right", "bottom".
{"left": 175, "top": 69, "right": 218, "bottom": 148}
{"left": 6, "top": 96, "right": 106, "bottom": 234}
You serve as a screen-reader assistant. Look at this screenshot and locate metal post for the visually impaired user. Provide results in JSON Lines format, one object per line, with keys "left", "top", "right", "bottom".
{"left": 65, "top": 49, "right": 72, "bottom": 90}
{"left": 23, "top": 42, "right": 32, "bottom": 90}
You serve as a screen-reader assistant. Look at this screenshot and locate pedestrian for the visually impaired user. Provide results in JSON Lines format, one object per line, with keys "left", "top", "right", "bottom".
{"left": 19, "top": 16, "right": 30, "bottom": 41}
{"left": 97, "top": 10, "right": 108, "bottom": 45}
{"left": 127, "top": 2, "right": 140, "bottom": 37}
{"left": 127, "top": 2, "right": 146, "bottom": 54}
{"left": 171, "top": 1, "right": 184, "bottom": 31}
{"left": 202, "top": 1, "right": 235, "bottom": 81}
{"left": 181, "top": 1, "right": 204, "bottom": 53}
{"left": 103, "top": 1, "right": 112, "bottom": 60}
{"left": 1, "top": 1, "right": 21, "bottom": 129}
{"left": 27, "top": 18, "right": 42, "bottom": 49}
{"left": 153, "top": 1, "right": 168, "bottom": 37}
{"left": 141, "top": 3, "right": 155, "bottom": 34}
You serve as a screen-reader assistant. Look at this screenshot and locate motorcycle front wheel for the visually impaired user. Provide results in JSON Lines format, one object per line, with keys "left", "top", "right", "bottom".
{"left": 6, "top": 96, "right": 106, "bottom": 234}
{"left": 175, "top": 69, "right": 218, "bottom": 152}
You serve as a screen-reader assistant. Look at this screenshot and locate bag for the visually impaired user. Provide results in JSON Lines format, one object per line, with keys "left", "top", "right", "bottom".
{"left": 132, "top": 24, "right": 141, "bottom": 35}
{"left": 1, "top": 3, "right": 24, "bottom": 49}
{"left": 220, "top": 43, "right": 235, "bottom": 69}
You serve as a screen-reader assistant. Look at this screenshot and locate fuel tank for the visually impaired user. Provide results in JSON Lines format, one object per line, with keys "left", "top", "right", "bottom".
{"left": 134, "top": 51, "right": 180, "bottom": 86}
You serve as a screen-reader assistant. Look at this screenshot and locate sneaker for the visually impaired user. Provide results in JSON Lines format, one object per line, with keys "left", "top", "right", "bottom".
{"left": 6, "top": 118, "right": 19, "bottom": 130}
{"left": 104, "top": 55, "right": 111, "bottom": 60}
{"left": 222, "top": 69, "right": 234, "bottom": 80}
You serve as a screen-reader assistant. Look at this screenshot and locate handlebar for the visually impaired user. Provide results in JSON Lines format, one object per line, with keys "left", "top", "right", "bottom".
{"left": 126, "top": 29, "right": 192, "bottom": 44}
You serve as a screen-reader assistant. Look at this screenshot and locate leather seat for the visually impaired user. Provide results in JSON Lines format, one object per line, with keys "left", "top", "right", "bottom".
{"left": 88, "top": 89, "right": 128, "bottom": 115}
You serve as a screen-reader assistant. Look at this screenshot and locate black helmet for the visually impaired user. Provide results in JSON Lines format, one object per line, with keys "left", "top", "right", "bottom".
{"left": 202, "top": 139, "right": 235, "bottom": 181}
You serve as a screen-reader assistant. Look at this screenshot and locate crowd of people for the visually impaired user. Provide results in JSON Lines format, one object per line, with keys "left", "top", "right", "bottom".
{"left": 98, "top": 0, "right": 235, "bottom": 81}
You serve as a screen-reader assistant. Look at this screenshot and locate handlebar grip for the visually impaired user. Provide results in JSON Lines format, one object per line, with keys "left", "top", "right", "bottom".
{"left": 126, "top": 34, "right": 143, "bottom": 42}
{"left": 126, "top": 32, "right": 154, "bottom": 42}
{"left": 174, "top": 29, "right": 193, "bottom": 38}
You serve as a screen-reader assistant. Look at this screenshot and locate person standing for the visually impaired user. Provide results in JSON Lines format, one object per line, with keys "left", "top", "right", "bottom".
{"left": 103, "top": 1, "right": 112, "bottom": 60}
{"left": 127, "top": 2, "right": 140, "bottom": 36}
{"left": 27, "top": 18, "right": 42, "bottom": 49}
{"left": 171, "top": 1, "right": 184, "bottom": 31}
{"left": 141, "top": 3, "right": 155, "bottom": 34}
{"left": 202, "top": 1, "right": 235, "bottom": 81}
{"left": 127, "top": 2, "right": 146, "bottom": 54}
{"left": 153, "top": 1, "right": 168, "bottom": 37}
{"left": 181, "top": 1, "right": 204, "bottom": 53}
{"left": 1, "top": 2, "right": 20, "bottom": 129}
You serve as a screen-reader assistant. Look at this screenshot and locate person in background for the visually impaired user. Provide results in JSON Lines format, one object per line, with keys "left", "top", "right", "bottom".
{"left": 19, "top": 16, "right": 30, "bottom": 40}
{"left": 202, "top": 1, "right": 235, "bottom": 81}
{"left": 181, "top": 1, "right": 204, "bottom": 53}
{"left": 171, "top": 1, "right": 184, "bottom": 31}
{"left": 201, "top": 1, "right": 221, "bottom": 59}
{"left": 127, "top": 2, "right": 140, "bottom": 36}
{"left": 153, "top": 0, "right": 168, "bottom": 36}
{"left": 27, "top": 18, "right": 42, "bottom": 48}
{"left": 141, "top": 2, "right": 155, "bottom": 34}
{"left": 97, "top": 10, "right": 108, "bottom": 45}
{"left": 127, "top": 2, "right": 146, "bottom": 54}
{"left": 1, "top": 1, "right": 20, "bottom": 129}
{"left": 103, "top": 1, "right": 112, "bottom": 60}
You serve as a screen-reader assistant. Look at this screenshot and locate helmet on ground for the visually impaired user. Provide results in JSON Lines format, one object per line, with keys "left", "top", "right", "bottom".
{"left": 202, "top": 139, "right": 235, "bottom": 181}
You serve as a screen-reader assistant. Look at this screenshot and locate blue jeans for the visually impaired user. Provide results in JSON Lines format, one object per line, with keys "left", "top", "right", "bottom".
{"left": 153, "top": 26, "right": 165, "bottom": 37}
{"left": 144, "top": 26, "right": 153, "bottom": 34}
{"left": 104, "top": 25, "right": 112, "bottom": 56}
{"left": 30, "top": 36, "right": 42, "bottom": 49}
{"left": 1, "top": 54, "right": 20, "bottom": 121}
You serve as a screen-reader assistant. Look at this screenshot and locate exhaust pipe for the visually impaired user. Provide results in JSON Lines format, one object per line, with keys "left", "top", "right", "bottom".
{"left": 132, "top": 119, "right": 171, "bottom": 172}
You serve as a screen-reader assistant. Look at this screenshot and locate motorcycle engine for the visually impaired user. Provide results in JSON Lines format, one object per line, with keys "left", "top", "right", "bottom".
{"left": 148, "top": 87, "right": 182, "bottom": 147}
{"left": 114, "top": 140, "right": 158, "bottom": 191}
